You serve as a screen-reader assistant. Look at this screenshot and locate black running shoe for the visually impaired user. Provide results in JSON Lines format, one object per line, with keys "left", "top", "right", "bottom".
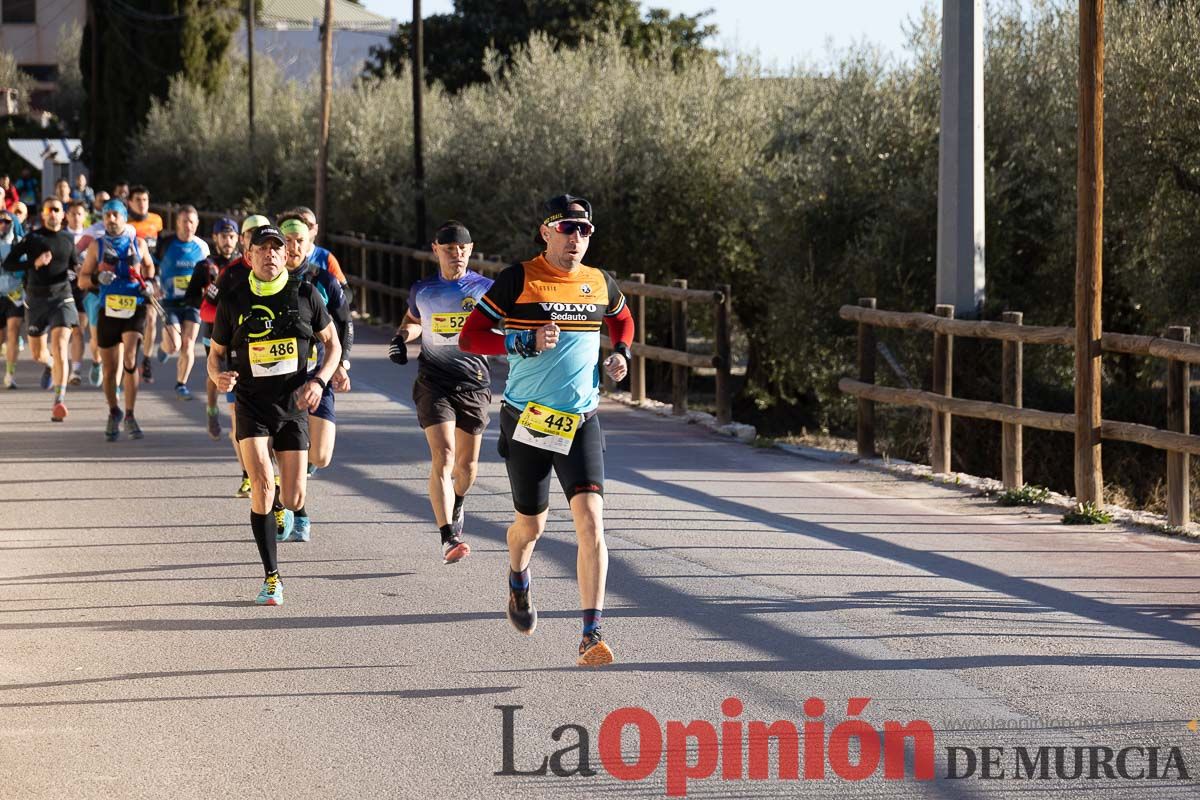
{"left": 506, "top": 578, "right": 537, "bottom": 635}
{"left": 141, "top": 356, "right": 153, "bottom": 384}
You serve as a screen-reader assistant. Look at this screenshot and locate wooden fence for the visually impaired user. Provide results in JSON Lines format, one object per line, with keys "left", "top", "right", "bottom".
{"left": 839, "top": 299, "right": 1199, "bottom": 526}
{"left": 156, "top": 204, "right": 734, "bottom": 423}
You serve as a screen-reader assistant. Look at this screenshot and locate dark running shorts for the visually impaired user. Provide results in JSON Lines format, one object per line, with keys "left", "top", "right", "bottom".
{"left": 25, "top": 296, "right": 78, "bottom": 336}
{"left": 0, "top": 296, "right": 24, "bottom": 322}
{"left": 497, "top": 402, "right": 605, "bottom": 516}
{"left": 413, "top": 376, "right": 491, "bottom": 435}
{"left": 96, "top": 303, "right": 147, "bottom": 349}
{"left": 235, "top": 412, "right": 310, "bottom": 451}
{"left": 162, "top": 302, "right": 201, "bottom": 326}
{"left": 310, "top": 379, "right": 336, "bottom": 423}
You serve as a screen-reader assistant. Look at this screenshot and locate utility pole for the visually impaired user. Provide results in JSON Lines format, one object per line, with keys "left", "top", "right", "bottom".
{"left": 88, "top": 0, "right": 99, "bottom": 178}
{"left": 935, "top": 0, "right": 985, "bottom": 317}
{"left": 247, "top": 0, "right": 256, "bottom": 160}
{"left": 315, "top": 0, "right": 334, "bottom": 237}
{"left": 1075, "top": 0, "right": 1104, "bottom": 506}
{"left": 412, "top": 0, "right": 427, "bottom": 246}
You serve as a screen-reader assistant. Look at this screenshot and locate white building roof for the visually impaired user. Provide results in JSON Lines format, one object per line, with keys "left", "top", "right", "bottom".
{"left": 7, "top": 138, "right": 83, "bottom": 168}
{"left": 260, "top": 0, "right": 396, "bottom": 32}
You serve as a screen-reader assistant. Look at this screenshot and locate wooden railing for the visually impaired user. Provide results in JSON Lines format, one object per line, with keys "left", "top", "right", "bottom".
{"left": 155, "top": 204, "right": 734, "bottom": 423}
{"left": 325, "top": 232, "right": 734, "bottom": 425}
{"left": 839, "top": 298, "right": 1197, "bottom": 526}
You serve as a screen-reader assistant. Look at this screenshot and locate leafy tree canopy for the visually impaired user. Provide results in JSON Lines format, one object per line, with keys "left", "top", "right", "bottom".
{"left": 363, "top": 0, "right": 718, "bottom": 91}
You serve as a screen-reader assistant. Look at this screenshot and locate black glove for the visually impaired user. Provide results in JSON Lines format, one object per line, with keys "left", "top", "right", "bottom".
{"left": 389, "top": 334, "right": 408, "bottom": 365}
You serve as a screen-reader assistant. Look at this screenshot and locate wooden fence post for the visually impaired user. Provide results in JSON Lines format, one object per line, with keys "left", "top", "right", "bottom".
{"left": 931, "top": 304, "right": 955, "bottom": 473}
{"left": 1167, "top": 325, "right": 1190, "bottom": 526}
{"left": 857, "top": 297, "right": 877, "bottom": 457}
{"left": 1002, "top": 311, "right": 1024, "bottom": 489}
{"left": 629, "top": 274, "right": 646, "bottom": 404}
{"left": 715, "top": 284, "right": 733, "bottom": 425}
{"left": 389, "top": 242, "right": 401, "bottom": 326}
{"left": 357, "top": 233, "right": 368, "bottom": 317}
{"left": 671, "top": 278, "right": 689, "bottom": 415}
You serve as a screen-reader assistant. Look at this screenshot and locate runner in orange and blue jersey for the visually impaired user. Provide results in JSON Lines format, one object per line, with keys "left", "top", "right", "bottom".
{"left": 460, "top": 194, "right": 634, "bottom": 667}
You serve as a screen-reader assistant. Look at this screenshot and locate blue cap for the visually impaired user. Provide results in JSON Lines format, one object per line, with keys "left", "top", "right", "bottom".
{"left": 213, "top": 216, "right": 238, "bottom": 235}
{"left": 102, "top": 199, "right": 127, "bottom": 220}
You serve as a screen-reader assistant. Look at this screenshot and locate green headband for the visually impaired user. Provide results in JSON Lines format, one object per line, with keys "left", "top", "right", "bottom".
{"left": 279, "top": 219, "right": 308, "bottom": 236}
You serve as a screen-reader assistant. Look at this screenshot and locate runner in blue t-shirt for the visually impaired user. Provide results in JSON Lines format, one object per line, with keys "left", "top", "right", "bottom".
{"left": 154, "top": 205, "right": 210, "bottom": 400}
{"left": 389, "top": 221, "right": 492, "bottom": 565}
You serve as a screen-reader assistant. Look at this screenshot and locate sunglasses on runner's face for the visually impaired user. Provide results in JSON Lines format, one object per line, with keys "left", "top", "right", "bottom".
{"left": 550, "top": 220, "right": 594, "bottom": 237}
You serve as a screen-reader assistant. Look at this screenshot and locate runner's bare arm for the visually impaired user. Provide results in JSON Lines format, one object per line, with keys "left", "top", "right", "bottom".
{"left": 296, "top": 322, "right": 341, "bottom": 412}
{"left": 78, "top": 241, "right": 99, "bottom": 291}
{"left": 207, "top": 341, "right": 237, "bottom": 392}
{"left": 398, "top": 310, "right": 422, "bottom": 343}
{"left": 138, "top": 239, "right": 155, "bottom": 279}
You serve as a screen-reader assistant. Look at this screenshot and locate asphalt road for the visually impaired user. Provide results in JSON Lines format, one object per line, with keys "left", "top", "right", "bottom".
{"left": 1, "top": 328, "right": 1198, "bottom": 800}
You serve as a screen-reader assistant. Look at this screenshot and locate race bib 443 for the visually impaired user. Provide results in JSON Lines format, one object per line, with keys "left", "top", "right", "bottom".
{"left": 513, "top": 402, "right": 581, "bottom": 454}
{"left": 248, "top": 337, "right": 299, "bottom": 377}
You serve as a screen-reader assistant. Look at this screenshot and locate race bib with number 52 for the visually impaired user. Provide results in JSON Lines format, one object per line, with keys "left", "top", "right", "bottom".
{"left": 429, "top": 312, "right": 470, "bottom": 345}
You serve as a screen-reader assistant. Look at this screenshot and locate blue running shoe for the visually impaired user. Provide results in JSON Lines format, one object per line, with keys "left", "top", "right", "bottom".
{"left": 175, "top": 383, "right": 192, "bottom": 401}
{"left": 39, "top": 366, "right": 51, "bottom": 390}
{"left": 156, "top": 348, "right": 169, "bottom": 364}
{"left": 124, "top": 414, "right": 143, "bottom": 440}
{"left": 307, "top": 463, "right": 318, "bottom": 477}
{"left": 255, "top": 574, "right": 283, "bottom": 606}
{"left": 285, "top": 516, "right": 311, "bottom": 542}
{"left": 88, "top": 361, "right": 101, "bottom": 386}
{"left": 274, "top": 508, "right": 295, "bottom": 542}
{"left": 105, "top": 408, "right": 123, "bottom": 442}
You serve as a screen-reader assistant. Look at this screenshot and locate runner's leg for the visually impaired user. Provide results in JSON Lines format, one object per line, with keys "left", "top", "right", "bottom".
{"left": 424, "top": 421, "right": 456, "bottom": 527}
{"left": 308, "top": 415, "right": 336, "bottom": 469}
{"left": 177, "top": 319, "right": 198, "bottom": 385}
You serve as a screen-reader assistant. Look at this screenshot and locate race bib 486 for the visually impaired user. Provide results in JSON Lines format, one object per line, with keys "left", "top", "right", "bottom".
{"left": 248, "top": 337, "right": 299, "bottom": 377}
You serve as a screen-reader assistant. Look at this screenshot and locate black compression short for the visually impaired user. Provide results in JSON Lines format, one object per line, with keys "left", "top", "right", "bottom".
{"left": 235, "top": 412, "right": 309, "bottom": 451}
{"left": 497, "top": 402, "right": 605, "bottom": 515}
{"left": 96, "top": 304, "right": 146, "bottom": 349}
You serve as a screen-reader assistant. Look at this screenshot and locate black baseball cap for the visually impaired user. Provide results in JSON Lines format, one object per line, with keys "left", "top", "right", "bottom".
{"left": 434, "top": 220, "right": 471, "bottom": 245}
{"left": 534, "top": 193, "right": 592, "bottom": 242}
{"left": 250, "top": 225, "right": 285, "bottom": 247}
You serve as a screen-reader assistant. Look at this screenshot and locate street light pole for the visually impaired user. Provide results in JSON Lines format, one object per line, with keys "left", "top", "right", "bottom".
{"left": 315, "top": 0, "right": 334, "bottom": 237}
{"left": 247, "top": 0, "right": 256, "bottom": 161}
{"left": 412, "top": 0, "right": 426, "bottom": 246}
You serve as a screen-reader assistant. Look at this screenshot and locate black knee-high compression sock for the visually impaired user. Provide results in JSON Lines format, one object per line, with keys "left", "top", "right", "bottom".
{"left": 250, "top": 511, "right": 278, "bottom": 575}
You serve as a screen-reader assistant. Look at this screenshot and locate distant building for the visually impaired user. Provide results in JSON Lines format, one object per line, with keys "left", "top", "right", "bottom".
{"left": 0, "top": 0, "right": 85, "bottom": 109}
{"left": 0, "top": 0, "right": 394, "bottom": 119}
{"left": 6, "top": 137, "right": 85, "bottom": 196}
{"left": 239, "top": 0, "right": 398, "bottom": 82}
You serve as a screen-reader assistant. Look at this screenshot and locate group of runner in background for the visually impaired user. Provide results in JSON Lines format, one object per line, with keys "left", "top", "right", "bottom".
{"left": 0, "top": 183, "right": 633, "bottom": 666}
